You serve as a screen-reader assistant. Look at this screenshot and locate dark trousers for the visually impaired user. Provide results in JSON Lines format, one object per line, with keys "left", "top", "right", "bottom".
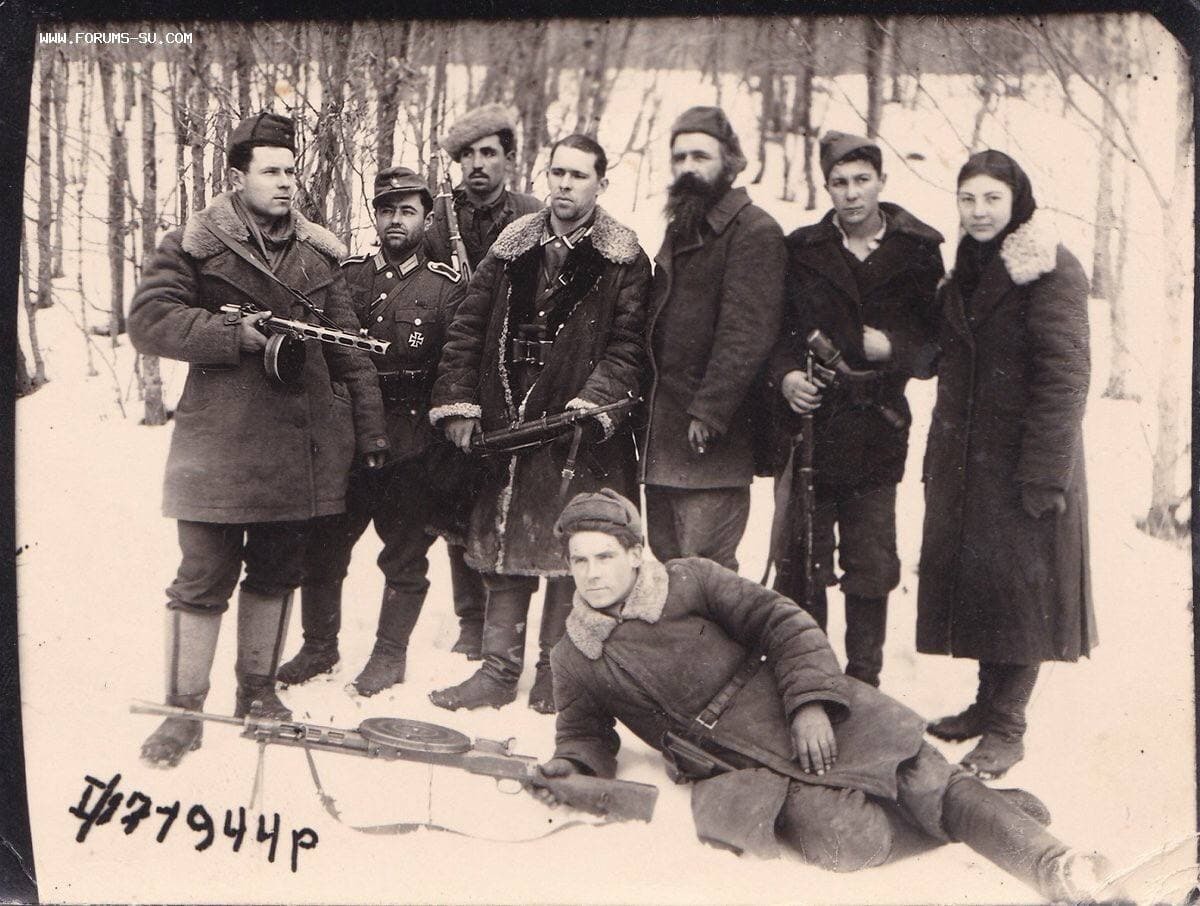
{"left": 303, "top": 459, "right": 437, "bottom": 596}
{"left": 645, "top": 485, "right": 751, "bottom": 571}
{"left": 167, "top": 520, "right": 309, "bottom": 613}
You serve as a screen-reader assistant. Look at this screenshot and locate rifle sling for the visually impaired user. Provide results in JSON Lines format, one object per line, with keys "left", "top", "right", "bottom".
{"left": 205, "top": 221, "right": 340, "bottom": 329}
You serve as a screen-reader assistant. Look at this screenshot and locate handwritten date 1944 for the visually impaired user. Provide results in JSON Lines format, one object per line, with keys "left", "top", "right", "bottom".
{"left": 69, "top": 772, "right": 318, "bottom": 873}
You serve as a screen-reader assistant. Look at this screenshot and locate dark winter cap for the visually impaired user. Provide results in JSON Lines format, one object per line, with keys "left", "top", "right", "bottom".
{"left": 554, "top": 489, "right": 643, "bottom": 543}
{"left": 229, "top": 112, "right": 295, "bottom": 152}
{"left": 442, "top": 103, "right": 519, "bottom": 159}
{"left": 372, "top": 166, "right": 433, "bottom": 210}
{"left": 670, "top": 106, "right": 748, "bottom": 175}
{"left": 956, "top": 149, "right": 1037, "bottom": 234}
{"left": 819, "top": 131, "right": 881, "bottom": 180}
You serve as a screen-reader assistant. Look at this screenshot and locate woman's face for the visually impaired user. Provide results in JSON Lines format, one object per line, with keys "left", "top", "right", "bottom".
{"left": 957, "top": 174, "right": 1014, "bottom": 242}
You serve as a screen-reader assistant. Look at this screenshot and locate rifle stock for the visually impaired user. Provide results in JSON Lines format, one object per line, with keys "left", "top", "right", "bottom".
{"left": 434, "top": 150, "right": 472, "bottom": 283}
{"left": 130, "top": 701, "right": 657, "bottom": 823}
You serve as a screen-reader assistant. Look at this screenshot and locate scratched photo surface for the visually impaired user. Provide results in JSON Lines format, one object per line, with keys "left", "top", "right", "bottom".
{"left": 14, "top": 13, "right": 1196, "bottom": 904}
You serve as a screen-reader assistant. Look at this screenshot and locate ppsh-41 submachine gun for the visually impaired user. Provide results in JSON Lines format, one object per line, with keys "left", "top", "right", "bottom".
{"left": 130, "top": 702, "right": 658, "bottom": 824}
{"left": 221, "top": 303, "right": 392, "bottom": 386}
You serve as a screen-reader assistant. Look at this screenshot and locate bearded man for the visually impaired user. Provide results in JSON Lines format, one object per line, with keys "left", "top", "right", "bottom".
{"left": 641, "top": 106, "right": 785, "bottom": 572}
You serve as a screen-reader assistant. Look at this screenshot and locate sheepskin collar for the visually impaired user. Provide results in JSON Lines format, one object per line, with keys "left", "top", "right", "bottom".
{"left": 181, "top": 191, "right": 347, "bottom": 261}
{"left": 490, "top": 206, "right": 641, "bottom": 265}
{"left": 999, "top": 210, "right": 1059, "bottom": 286}
{"left": 565, "top": 560, "right": 669, "bottom": 660}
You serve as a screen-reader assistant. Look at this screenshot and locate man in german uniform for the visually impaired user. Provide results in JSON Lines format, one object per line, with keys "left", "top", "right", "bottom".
{"left": 278, "top": 166, "right": 466, "bottom": 696}
{"left": 423, "top": 103, "right": 542, "bottom": 660}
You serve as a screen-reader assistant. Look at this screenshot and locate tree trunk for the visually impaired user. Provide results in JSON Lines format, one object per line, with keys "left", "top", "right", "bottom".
{"left": 426, "top": 24, "right": 450, "bottom": 187}
{"left": 970, "top": 75, "right": 995, "bottom": 151}
{"left": 1141, "top": 43, "right": 1193, "bottom": 539}
{"left": 1104, "top": 127, "right": 1137, "bottom": 401}
{"left": 74, "top": 60, "right": 98, "bottom": 377}
{"left": 374, "top": 23, "right": 411, "bottom": 169}
{"left": 140, "top": 61, "right": 168, "bottom": 426}
{"left": 515, "top": 22, "right": 550, "bottom": 193}
{"left": 1090, "top": 94, "right": 1116, "bottom": 299}
{"left": 20, "top": 237, "right": 47, "bottom": 388}
{"left": 98, "top": 51, "right": 128, "bottom": 342}
{"left": 234, "top": 24, "right": 253, "bottom": 115}
{"left": 15, "top": 343, "right": 32, "bottom": 398}
{"left": 794, "top": 18, "right": 818, "bottom": 210}
{"left": 36, "top": 52, "right": 55, "bottom": 310}
{"left": 189, "top": 35, "right": 209, "bottom": 214}
{"left": 51, "top": 49, "right": 68, "bottom": 279}
{"left": 751, "top": 65, "right": 775, "bottom": 185}
{"left": 889, "top": 19, "right": 904, "bottom": 104}
{"left": 170, "top": 60, "right": 191, "bottom": 223}
{"left": 307, "top": 24, "right": 351, "bottom": 225}
{"left": 864, "top": 18, "right": 886, "bottom": 138}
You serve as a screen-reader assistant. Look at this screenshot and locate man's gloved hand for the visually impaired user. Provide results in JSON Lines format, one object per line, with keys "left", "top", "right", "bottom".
{"left": 791, "top": 702, "right": 838, "bottom": 775}
{"left": 1022, "top": 485, "right": 1067, "bottom": 519}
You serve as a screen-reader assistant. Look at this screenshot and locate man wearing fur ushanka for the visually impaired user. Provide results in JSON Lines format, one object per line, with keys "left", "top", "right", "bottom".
{"left": 428, "top": 134, "right": 650, "bottom": 714}
{"left": 541, "top": 488, "right": 1115, "bottom": 904}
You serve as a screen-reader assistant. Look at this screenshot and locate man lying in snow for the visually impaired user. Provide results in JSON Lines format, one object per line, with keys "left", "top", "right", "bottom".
{"left": 538, "top": 488, "right": 1117, "bottom": 904}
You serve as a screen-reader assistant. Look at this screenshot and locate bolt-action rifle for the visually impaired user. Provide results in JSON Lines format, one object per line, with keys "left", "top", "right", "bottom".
{"left": 130, "top": 702, "right": 657, "bottom": 824}
{"left": 433, "top": 148, "right": 472, "bottom": 283}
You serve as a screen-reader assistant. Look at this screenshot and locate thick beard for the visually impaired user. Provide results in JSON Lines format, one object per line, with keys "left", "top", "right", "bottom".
{"left": 665, "top": 172, "right": 730, "bottom": 239}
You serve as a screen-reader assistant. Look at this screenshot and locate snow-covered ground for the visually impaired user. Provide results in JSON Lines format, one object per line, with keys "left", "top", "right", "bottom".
{"left": 14, "top": 16, "right": 1196, "bottom": 904}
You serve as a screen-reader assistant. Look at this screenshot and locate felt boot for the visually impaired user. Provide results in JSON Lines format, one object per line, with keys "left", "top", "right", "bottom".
{"left": 140, "top": 607, "right": 221, "bottom": 768}
{"left": 448, "top": 545, "right": 485, "bottom": 659}
{"left": 233, "top": 588, "right": 293, "bottom": 720}
{"left": 429, "top": 584, "right": 528, "bottom": 711}
{"left": 844, "top": 594, "right": 887, "bottom": 687}
{"left": 352, "top": 585, "right": 425, "bottom": 696}
{"left": 928, "top": 662, "right": 999, "bottom": 742}
{"left": 961, "top": 664, "right": 1038, "bottom": 780}
{"left": 276, "top": 581, "right": 341, "bottom": 685}
{"left": 528, "top": 578, "right": 574, "bottom": 714}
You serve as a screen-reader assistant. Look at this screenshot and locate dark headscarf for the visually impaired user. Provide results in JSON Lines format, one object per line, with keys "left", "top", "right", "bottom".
{"left": 954, "top": 150, "right": 1037, "bottom": 304}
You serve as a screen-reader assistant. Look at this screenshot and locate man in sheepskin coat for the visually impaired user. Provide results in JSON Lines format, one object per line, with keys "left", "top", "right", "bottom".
{"left": 428, "top": 134, "right": 650, "bottom": 713}
{"left": 541, "top": 489, "right": 1115, "bottom": 904}
{"left": 768, "top": 131, "right": 944, "bottom": 689}
{"left": 641, "top": 106, "right": 785, "bottom": 572}
{"left": 128, "top": 112, "right": 387, "bottom": 767}
{"left": 422, "top": 103, "right": 543, "bottom": 660}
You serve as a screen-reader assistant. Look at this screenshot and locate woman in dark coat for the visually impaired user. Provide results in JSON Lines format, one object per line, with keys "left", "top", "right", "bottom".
{"left": 917, "top": 150, "right": 1097, "bottom": 779}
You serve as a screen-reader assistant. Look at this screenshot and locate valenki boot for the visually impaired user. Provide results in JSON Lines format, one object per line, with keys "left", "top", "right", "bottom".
{"left": 352, "top": 585, "right": 426, "bottom": 696}
{"left": 141, "top": 607, "right": 222, "bottom": 768}
{"left": 528, "top": 578, "right": 574, "bottom": 714}
{"left": 961, "top": 664, "right": 1039, "bottom": 780}
{"left": 233, "top": 588, "right": 293, "bottom": 720}
{"left": 844, "top": 594, "right": 887, "bottom": 687}
{"left": 429, "top": 585, "right": 529, "bottom": 711}
{"left": 276, "top": 581, "right": 341, "bottom": 685}
{"left": 927, "top": 662, "right": 1000, "bottom": 742}
{"left": 448, "top": 545, "right": 485, "bottom": 659}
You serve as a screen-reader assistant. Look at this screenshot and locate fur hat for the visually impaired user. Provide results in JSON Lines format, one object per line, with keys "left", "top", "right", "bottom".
{"left": 669, "top": 106, "right": 747, "bottom": 175}
{"left": 554, "top": 489, "right": 643, "bottom": 543}
{"left": 229, "top": 112, "right": 295, "bottom": 152}
{"left": 819, "top": 131, "right": 881, "bottom": 180}
{"left": 442, "top": 103, "right": 519, "bottom": 159}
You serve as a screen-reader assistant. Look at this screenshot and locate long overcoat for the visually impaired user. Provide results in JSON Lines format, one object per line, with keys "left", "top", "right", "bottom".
{"left": 917, "top": 212, "right": 1097, "bottom": 663}
{"left": 641, "top": 187, "right": 785, "bottom": 489}
{"left": 128, "top": 192, "right": 388, "bottom": 524}
{"left": 429, "top": 207, "right": 650, "bottom": 576}
{"left": 767, "top": 202, "right": 944, "bottom": 488}
{"left": 551, "top": 558, "right": 937, "bottom": 856}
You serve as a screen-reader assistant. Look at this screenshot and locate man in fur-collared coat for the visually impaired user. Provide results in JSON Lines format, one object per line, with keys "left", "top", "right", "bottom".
{"left": 541, "top": 490, "right": 1115, "bottom": 904}
{"left": 128, "top": 113, "right": 387, "bottom": 768}
{"left": 428, "top": 134, "right": 650, "bottom": 713}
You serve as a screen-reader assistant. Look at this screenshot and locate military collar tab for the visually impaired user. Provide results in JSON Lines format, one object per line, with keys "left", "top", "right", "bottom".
{"left": 375, "top": 251, "right": 420, "bottom": 275}
{"left": 565, "top": 560, "right": 669, "bottom": 660}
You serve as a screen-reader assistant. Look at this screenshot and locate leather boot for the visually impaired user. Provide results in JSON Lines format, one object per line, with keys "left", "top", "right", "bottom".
{"left": 448, "top": 545, "right": 485, "bottom": 659}
{"left": 141, "top": 607, "right": 221, "bottom": 768}
{"left": 233, "top": 588, "right": 293, "bottom": 720}
{"left": 962, "top": 664, "right": 1039, "bottom": 780}
{"left": 528, "top": 578, "right": 574, "bottom": 714}
{"left": 276, "top": 581, "right": 341, "bottom": 685}
{"left": 928, "top": 662, "right": 999, "bottom": 742}
{"left": 941, "top": 775, "right": 1114, "bottom": 903}
{"left": 352, "top": 585, "right": 425, "bottom": 696}
{"left": 429, "top": 583, "right": 529, "bottom": 711}
{"left": 844, "top": 594, "right": 887, "bottom": 687}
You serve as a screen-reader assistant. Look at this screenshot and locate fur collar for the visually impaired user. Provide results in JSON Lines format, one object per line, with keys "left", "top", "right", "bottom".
{"left": 489, "top": 206, "right": 641, "bottom": 265}
{"left": 565, "top": 560, "right": 670, "bottom": 660}
{"left": 999, "top": 210, "right": 1059, "bottom": 285}
{"left": 181, "top": 191, "right": 347, "bottom": 261}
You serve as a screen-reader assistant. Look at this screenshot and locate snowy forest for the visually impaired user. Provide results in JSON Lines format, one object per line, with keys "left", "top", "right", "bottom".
{"left": 12, "top": 13, "right": 1198, "bottom": 905}
{"left": 17, "top": 13, "right": 1194, "bottom": 538}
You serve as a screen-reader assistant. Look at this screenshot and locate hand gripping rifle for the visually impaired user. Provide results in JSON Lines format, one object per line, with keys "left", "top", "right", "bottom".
{"left": 131, "top": 702, "right": 658, "bottom": 826}
{"left": 470, "top": 397, "right": 639, "bottom": 498}
{"left": 221, "top": 303, "right": 392, "bottom": 386}
{"left": 433, "top": 148, "right": 472, "bottom": 283}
